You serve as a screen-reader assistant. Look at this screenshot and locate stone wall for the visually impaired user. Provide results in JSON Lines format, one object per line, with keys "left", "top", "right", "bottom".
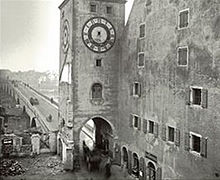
{"left": 119, "top": 0, "right": 220, "bottom": 179}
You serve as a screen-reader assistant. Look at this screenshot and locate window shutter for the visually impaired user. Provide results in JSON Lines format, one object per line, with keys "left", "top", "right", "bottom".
{"left": 184, "top": 11, "right": 189, "bottom": 27}
{"left": 201, "top": 137, "right": 208, "bottom": 158}
{"left": 138, "top": 83, "right": 141, "bottom": 97}
{"left": 138, "top": 117, "right": 141, "bottom": 130}
{"left": 155, "top": 167, "right": 162, "bottom": 180}
{"left": 185, "top": 87, "right": 191, "bottom": 105}
{"left": 143, "top": 119, "right": 148, "bottom": 134}
{"left": 179, "top": 13, "right": 183, "bottom": 28}
{"left": 128, "top": 150, "right": 132, "bottom": 174}
{"left": 130, "top": 83, "right": 133, "bottom": 96}
{"left": 184, "top": 132, "right": 190, "bottom": 151}
{"left": 175, "top": 128, "right": 180, "bottom": 146}
{"left": 139, "top": 157, "right": 146, "bottom": 180}
{"left": 154, "top": 122, "right": 159, "bottom": 138}
{"left": 161, "top": 125, "right": 166, "bottom": 141}
{"left": 201, "top": 89, "right": 208, "bottom": 108}
{"left": 129, "top": 114, "right": 133, "bottom": 128}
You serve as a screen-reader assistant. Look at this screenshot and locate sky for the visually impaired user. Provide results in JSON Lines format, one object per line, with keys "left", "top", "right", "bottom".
{"left": 0, "top": 0, "right": 134, "bottom": 72}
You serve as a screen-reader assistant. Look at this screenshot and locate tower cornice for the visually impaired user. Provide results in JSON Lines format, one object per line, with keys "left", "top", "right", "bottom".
{"left": 92, "top": 0, "right": 126, "bottom": 4}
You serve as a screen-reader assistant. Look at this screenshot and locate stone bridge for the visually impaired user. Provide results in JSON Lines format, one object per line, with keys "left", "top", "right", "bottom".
{"left": 0, "top": 79, "right": 59, "bottom": 133}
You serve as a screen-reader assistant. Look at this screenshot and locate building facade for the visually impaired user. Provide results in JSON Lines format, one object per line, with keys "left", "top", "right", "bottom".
{"left": 58, "top": 0, "right": 220, "bottom": 179}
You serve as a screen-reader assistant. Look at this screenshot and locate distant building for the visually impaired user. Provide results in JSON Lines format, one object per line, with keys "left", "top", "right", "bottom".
{"left": 58, "top": 0, "right": 220, "bottom": 179}
{"left": 0, "top": 69, "right": 11, "bottom": 80}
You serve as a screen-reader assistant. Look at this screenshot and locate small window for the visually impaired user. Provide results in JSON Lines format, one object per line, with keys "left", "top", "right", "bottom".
{"left": 149, "top": 120, "right": 154, "bottom": 134}
{"left": 90, "top": 4, "right": 97, "bottom": 12}
{"left": 192, "top": 134, "right": 201, "bottom": 153}
{"left": 96, "top": 59, "right": 102, "bottom": 67}
{"left": 133, "top": 82, "right": 141, "bottom": 97}
{"left": 186, "top": 132, "right": 208, "bottom": 157}
{"left": 179, "top": 9, "right": 189, "bottom": 29}
{"left": 134, "top": 83, "right": 139, "bottom": 95}
{"left": 192, "top": 88, "right": 202, "bottom": 105}
{"left": 139, "top": 24, "right": 145, "bottom": 38}
{"left": 92, "top": 83, "right": 102, "bottom": 99}
{"left": 177, "top": 47, "right": 188, "bottom": 66}
{"left": 168, "top": 126, "right": 175, "bottom": 142}
{"left": 138, "top": 53, "right": 145, "bottom": 67}
{"left": 106, "top": 6, "right": 112, "bottom": 14}
{"left": 133, "top": 116, "right": 139, "bottom": 128}
{"left": 186, "top": 87, "right": 208, "bottom": 108}
{"left": 190, "top": 132, "right": 201, "bottom": 153}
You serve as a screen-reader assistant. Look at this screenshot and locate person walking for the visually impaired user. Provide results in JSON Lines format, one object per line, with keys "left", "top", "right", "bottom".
{"left": 105, "top": 156, "right": 112, "bottom": 178}
{"left": 122, "top": 161, "right": 127, "bottom": 178}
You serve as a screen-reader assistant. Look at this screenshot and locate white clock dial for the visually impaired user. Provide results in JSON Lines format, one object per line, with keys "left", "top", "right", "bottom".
{"left": 82, "top": 17, "right": 116, "bottom": 53}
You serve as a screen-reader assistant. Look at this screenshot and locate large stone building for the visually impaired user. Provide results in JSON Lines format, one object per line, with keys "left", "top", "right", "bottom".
{"left": 58, "top": 0, "right": 220, "bottom": 179}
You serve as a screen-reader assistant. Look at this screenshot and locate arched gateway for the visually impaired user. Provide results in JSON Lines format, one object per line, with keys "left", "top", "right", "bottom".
{"left": 57, "top": 116, "right": 118, "bottom": 170}
{"left": 78, "top": 116, "right": 117, "bottom": 157}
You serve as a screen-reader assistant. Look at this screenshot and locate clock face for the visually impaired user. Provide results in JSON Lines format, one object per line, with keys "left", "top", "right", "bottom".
{"left": 62, "top": 20, "right": 69, "bottom": 53}
{"left": 82, "top": 17, "right": 116, "bottom": 53}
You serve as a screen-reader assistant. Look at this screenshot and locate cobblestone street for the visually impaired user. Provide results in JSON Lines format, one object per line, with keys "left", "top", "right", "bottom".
{"left": 0, "top": 153, "right": 135, "bottom": 180}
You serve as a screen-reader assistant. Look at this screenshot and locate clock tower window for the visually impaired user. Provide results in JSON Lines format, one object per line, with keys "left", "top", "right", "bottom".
{"left": 96, "top": 59, "right": 102, "bottom": 67}
{"left": 92, "top": 83, "right": 103, "bottom": 99}
{"left": 90, "top": 4, "right": 97, "bottom": 12}
{"left": 106, "top": 6, "right": 113, "bottom": 14}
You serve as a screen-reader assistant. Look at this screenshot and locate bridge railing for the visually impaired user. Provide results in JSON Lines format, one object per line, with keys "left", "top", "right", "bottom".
{"left": 9, "top": 82, "right": 50, "bottom": 132}
{"left": 22, "top": 83, "right": 58, "bottom": 107}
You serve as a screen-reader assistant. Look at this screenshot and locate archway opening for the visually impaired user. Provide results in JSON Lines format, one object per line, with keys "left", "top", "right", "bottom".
{"left": 132, "top": 153, "right": 139, "bottom": 177}
{"left": 79, "top": 117, "right": 114, "bottom": 171}
{"left": 31, "top": 117, "right": 37, "bottom": 128}
{"left": 122, "top": 147, "right": 128, "bottom": 168}
{"left": 79, "top": 117, "right": 113, "bottom": 156}
{"left": 148, "top": 162, "right": 156, "bottom": 180}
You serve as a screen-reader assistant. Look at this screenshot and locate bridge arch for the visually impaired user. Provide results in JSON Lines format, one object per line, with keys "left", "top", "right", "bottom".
{"left": 31, "top": 117, "right": 37, "bottom": 128}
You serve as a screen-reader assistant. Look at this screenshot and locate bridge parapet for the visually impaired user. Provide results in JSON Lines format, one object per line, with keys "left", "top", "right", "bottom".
{"left": 9, "top": 83, "right": 50, "bottom": 133}
{"left": 20, "top": 82, "right": 58, "bottom": 107}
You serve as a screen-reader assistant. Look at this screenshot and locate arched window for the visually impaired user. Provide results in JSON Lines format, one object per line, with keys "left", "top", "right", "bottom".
{"left": 92, "top": 83, "right": 102, "bottom": 99}
{"left": 122, "top": 147, "right": 128, "bottom": 167}
{"left": 148, "top": 162, "right": 156, "bottom": 180}
{"left": 31, "top": 117, "right": 36, "bottom": 128}
{"left": 132, "top": 153, "right": 139, "bottom": 177}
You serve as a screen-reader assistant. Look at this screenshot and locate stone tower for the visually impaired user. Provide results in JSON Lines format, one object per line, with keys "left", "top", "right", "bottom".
{"left": 58, "top": 0, "right": 125, "bottom": 170}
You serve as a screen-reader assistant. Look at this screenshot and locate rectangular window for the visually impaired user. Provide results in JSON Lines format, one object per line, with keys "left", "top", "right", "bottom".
{"left": 133, "top": 115, "right": 139, "bottom": 128}
{"left": 186, "top": 132, "right": 208, "bottom": 157}
{"left": 96, "top": 59, "right": 102, "bottom": 67}
{"left": 177, "top": 47, "right": 188, "bottom": 66}
{"left": 190, "top": 132, "right": 202, "bottom": 154}
{"left": 192, "top": 134, "right": 201, "bottom": 153}
{"left": 106, "top": 6, "right": 112, "bottom": 14}
{"left": 133, "top": 82, "right": 141, "bottom": 97}
{"left": 192, "top": 88, "right": 202, "bottom": 105}
{"left": 139, "top": 24, "right": 145, "bottom": 38}
{"left": 90, "top": 4, "right": 97, "bottom": 12}
{"left": 179, "top": 9, "right": 189, "bottom": 29}
{"left": 168, "top": 126, "right": 175, "bottom": 142}
{"left": 149, "top": 120, "right": 154, "bottom": 134}
{"left": 138, "top": 53, "right": 145, "bottom": 67}
{"left": 186, "top": 87, "right": 208, "bottom": 108}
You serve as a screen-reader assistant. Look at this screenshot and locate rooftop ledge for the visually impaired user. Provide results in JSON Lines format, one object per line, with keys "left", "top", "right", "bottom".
{"left": 59, "top": 0, "right": 126, "bottom": 9}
